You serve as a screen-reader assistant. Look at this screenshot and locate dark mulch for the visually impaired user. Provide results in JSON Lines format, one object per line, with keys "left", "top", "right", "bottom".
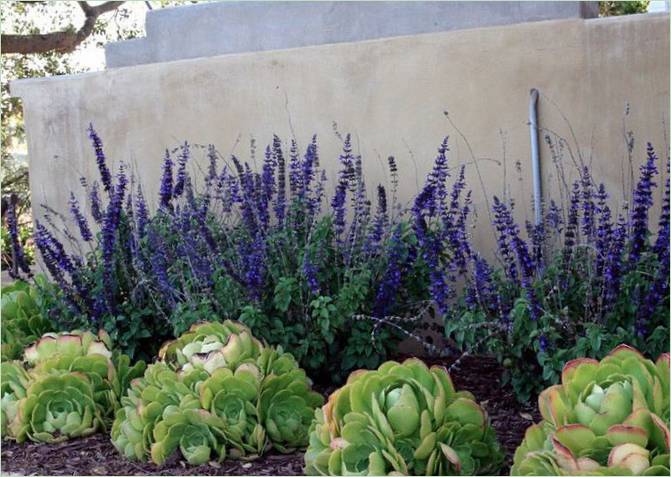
{"left": 1, "top": 355, "right": 539, "bottom": 476}
{"left": 1, "top": 435, "right": 305, "bottom": 476}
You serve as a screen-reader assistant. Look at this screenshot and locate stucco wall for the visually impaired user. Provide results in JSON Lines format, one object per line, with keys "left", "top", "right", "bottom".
{"left": 11, "top": 13, "right": 670, "bottom": 258}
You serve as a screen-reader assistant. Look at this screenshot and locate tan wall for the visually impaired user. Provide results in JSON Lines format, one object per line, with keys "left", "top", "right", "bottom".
{"left": 12, "top": 13, "right": 670, "bottom": 258}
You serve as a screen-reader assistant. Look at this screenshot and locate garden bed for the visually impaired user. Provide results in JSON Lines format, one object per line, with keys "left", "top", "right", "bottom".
{"left": 0, "top": 355, "right": 539, "bottom": 476}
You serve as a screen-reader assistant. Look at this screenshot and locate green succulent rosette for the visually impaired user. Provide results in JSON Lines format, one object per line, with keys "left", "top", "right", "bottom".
{"left": 199, "top": 364, "right": 266, "bottom": 459}
{"left": 111, "top": 360, "right": 243, "bottom": 465}
{"left": 2, "top": 329, "right": 144, "bottom": 443}
{"left": 113, "top": 321, "right": 324, "bottom": 465}
{"left": 25, "top": 330, "right": 145, "bottom": 417}
{"left": 158, "top": 321, "right": 264, "bottom": 373}
{"left": 164, "top": 320, "right": 325, "bottom": 455}
{"left": 24, "top": 329, "right": 113, "bottom": 366}
{"left": 305, "top": 358, "right": 503, "bottom": 476}
{"left": 150, "top": 407, "right": 228, "bottom": 466}
{"left": 0, "top": 361, "right": 30, "bottom": 437}
{"left": 112, "top": 363, "right": 204, "bottom": 462}
{"left": 259, "top": 367, "right": 325, "bottom": 453}
{"left": 512, "top": 345, "right": 670, "bottom": 476}
{"left": 1, "top": 279, "right": 53, "bottom": 361}
{"left": 9, "top": 372, "right": 104, "bottom": 443}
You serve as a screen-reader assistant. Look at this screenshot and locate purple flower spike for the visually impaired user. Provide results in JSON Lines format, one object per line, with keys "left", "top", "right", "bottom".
{"left": 173, "top": 141, "right": 190, "bottom": 198}
{"left": 332, "top": 135, "right": 354, "bottom": 241}
{"left": 89, "top": 181, "right": 103, "bottom": 224}
{"left": 469, "top": 255, "right": 494, "bottom": 312}
{"left": 301, "top": 137, "right": 318, "bottom": 215}
{"left": 580, "top": 167, "right": 596, "bottom": 239}
{"left": 602, "top": 213, "right": 627, "bottom": 311}
{"left": 135, "top": 184, "right": 149, "bottom": 237}
{"left": 373, "top": 224, "right": 404, "bottom": 317}
{"left": 366, "top": 185, "right": 388, "bottom": 253}
{"left": 653, "top": 162, "right": 669, "bottom": 261}
{"left": 492, "top": 196, "right": 518, "bottom": 283}
{"left": 207, "top": 144, "right": 218, "bottom": 181}
{"left": 563, "top": 181, "right": 581, "bottom": 263}
{"left": 594, "top": 183, "right": 612, "bottom": 274}
{"left": 69, "top": 192, "right": 93, "bottom": 242}
{"left": 629, "top": 143, "right": 658, "bottom": 263}
{"left": 288, "top": 139, "right": 301, "bottom": 197}
{"left": 272, "top": 135, "right": 286, "bottom": 225}
{"left": 546, "top": 200, "right": 563, "bottom": 231}
{"left": 303, "top": 253, "right": 320, "bottom": 296}
{"left": 159, "top": 150, "right": 174, "bottom": 210}
{"left": 100, "top": 165, "right": 128, "bottom": 311}
{"left": 88, "top": 124, "right": 112, "bottom": 193}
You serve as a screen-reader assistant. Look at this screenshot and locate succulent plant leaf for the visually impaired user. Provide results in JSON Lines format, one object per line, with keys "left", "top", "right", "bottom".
{"left": 513, "top": 345, "right": 670, "bottom": 476}
{"left": 606, "top": 424, "right": 649, "bottom": 448}
{"left": 554, "top": 424, "right": 597, "bottom": 454}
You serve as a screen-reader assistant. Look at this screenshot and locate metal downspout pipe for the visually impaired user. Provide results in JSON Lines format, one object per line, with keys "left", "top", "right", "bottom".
{"left": 529, "top": 88, "right": 542, "bottom": 225}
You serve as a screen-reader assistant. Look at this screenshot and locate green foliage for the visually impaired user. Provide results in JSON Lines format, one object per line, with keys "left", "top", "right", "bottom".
{"left": 1, "top": 278, "right": 54, "bottom": 361}
{"left": 305, "top": 358, "right": 503, "bottom": 476}
{"left": 100, "top": 305, "right": 166, "bottom": 363}
{"left": 0, "top": 329, "right": 145, "bottom": 443}
{"left": 227, "top": 217, "right": 428, "bottom": 383}
{"left": 512, "top": 345, "right": 670, "bottom": 475}
{"left": 0, "top": 222, "right": 35, "bottom": 271}
{"left": 445, "top": 249, "right": 669, "bottom": 403}
{"left": 112, "top": 321, "right": 324, "bottom": 465}
{"left": 600, "top": 1, "right": 650, "bottom": 16}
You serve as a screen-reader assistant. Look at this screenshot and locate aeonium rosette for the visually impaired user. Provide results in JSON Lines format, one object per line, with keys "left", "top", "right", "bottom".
{"left": 1, "top": 330, "right": 144, "bottom": 443}
{"left": 158, "top": 321, "right": 264, "bottom": 373}
{"left": 258, "top": 366, "right": 325, "bottom": 453}
{"left": 8, "top": 372, "right": 104, "bottom": 443}
{"left": 25, "top": 330, "right": 145, "bottom": 416}
{"left": 0, "top": 361, "right": 30, "bottom": 437}
{"left": 111, "top": 363, "right": 209, "bottom": 463}
{"left": 305, "top": 358, "right": 503, "bottom": 476}
{"left": 112, "top": 320, "right": 324, "bottom": 465}
{"left": 1, "top": 279, "right": 53, "bottom": 361}
{"left": 161, "top": 320, "right": 325, "bottom": 454}
{"left": 24, "top": 329, "right": 113, "bottom": 365}
{"left": 512, "top": 345, "right": 670, "bottom": 475}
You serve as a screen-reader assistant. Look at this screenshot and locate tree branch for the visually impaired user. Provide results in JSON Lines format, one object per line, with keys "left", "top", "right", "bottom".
{"left": 1, "top": 169, "right": 29, "bottom": 190}
{"left": 1, "top": 1, "right": 125, "bottom": 55}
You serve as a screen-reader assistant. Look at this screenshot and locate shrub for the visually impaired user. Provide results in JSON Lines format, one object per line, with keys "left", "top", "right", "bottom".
{"left": 23, "top": 125, "right": 669, "bottom": 402}
{"left": 0, "top": 330, "right": 145, "bottom": 443}
{"left": 417, "top": 142, "right": 671, "bottom": 402}
{"left": 305, "top": 357, "right": 503, "bottom": 475}
{"left": 511, "top": 344, "right": 670, "bottom": 475}
{"left": 34, "top": 128, "right": 436, "bottom": 379}
{"left": 111, "top": 320, "right": 323, "bottom": 465}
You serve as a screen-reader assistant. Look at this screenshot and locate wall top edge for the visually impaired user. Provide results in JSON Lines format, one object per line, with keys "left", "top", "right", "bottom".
{"left": 10, "top": 13, "right": 669, "bottom": 99}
